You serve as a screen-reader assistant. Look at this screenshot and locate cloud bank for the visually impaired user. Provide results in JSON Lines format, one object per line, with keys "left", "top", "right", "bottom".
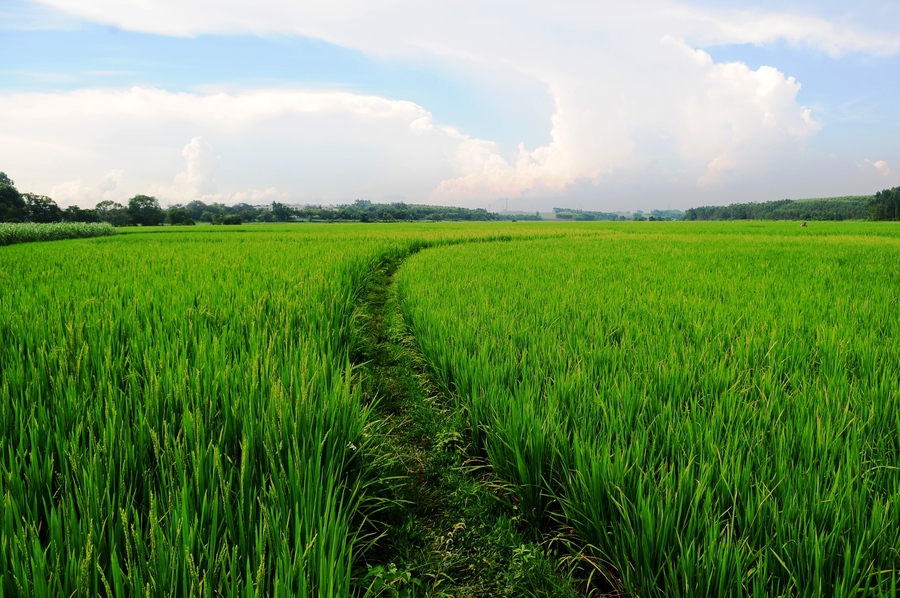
{"left": 5, "top": 0, "right": 899, "bottom": 209}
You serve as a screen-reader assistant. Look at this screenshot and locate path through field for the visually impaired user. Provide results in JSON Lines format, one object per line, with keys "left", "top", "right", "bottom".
{"left": 353, "top": 251, "right": 581, "bottom": 597}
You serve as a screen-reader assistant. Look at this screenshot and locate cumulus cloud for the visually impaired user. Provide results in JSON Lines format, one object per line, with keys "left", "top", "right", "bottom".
{"left": 0, "top": 87, "right": 467, "bottom": 206}
{"left": 50, "top": 169, "right": 124, "bottom": 206}
{"left": 171, "top": 136, "right": 219, "bottom": 199}
{"left": 10, "top": 1, "right": 900, "bottom": 208}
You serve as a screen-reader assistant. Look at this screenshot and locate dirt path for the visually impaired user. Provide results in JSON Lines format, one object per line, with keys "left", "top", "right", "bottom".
{"left": 352, "top": 254, "right": 580, "bottom": 598}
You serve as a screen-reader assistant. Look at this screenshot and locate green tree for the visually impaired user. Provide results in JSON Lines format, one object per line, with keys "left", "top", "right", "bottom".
{"left": 0, "top": 172, "right": 25, "bottom": 222}
{"left": 167, "top": 205, "right": 195, "bottom": 225}
{"left": 869, "top": 187, "right": 900, "bottom": 221}
{"left": 95, "top": 200, "right": 131, "bottom": 227}
{"left": 62, "top": 205, "right": 99, "bottom": 223}
{"left": 271, "top": 201, "right": 294, "bottom": 222}
{"left": 127, "top": 194, "right": 166, "bottom": 226}
{"left": 23, "top": 193, "right": 63, "bottom": 223}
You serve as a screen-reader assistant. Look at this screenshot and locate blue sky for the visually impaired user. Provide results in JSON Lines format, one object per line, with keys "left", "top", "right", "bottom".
{"left": 1, "top": 0, "right": 898, "bottom": 210}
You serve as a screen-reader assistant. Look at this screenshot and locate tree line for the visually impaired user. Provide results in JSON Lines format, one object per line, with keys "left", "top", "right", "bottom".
{"left": 553, "top": 208, "right": 684, "bottom": 221}
{"left": 868, "top": 187, "right": 900, "bottom": 221}
{"left": 0, "top": 173, "right": 499, "bottom": 225}
{"left": 682, "top": 196, "right": 879, "bottom": 221}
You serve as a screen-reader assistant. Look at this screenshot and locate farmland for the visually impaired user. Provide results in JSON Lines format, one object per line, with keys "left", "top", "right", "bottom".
{"left": 398, "top": 222, "right": 900, "bottom": 596}
{"left": 1, "top": 221, "right": 899, "bottom": 596}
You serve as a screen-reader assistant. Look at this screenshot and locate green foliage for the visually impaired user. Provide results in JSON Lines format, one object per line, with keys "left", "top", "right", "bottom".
{"left": 178, "top": 198, "right": 499, "bottom": 223}
{"left": 22, "top": 193, "right": 63, "bottom": 223}
{"left": 166, "top": 205, "right": 196, "bottom": 226}
{"left": 211, "top": 213, "right": 243, "bottom": 225}
{"left": 95, "top": 200, "right": 130, "bottom": 227}
{"left": 0, "top": 173, "right": 25, "bottom": 223}
{"left": 4, "top": 221, "right": 897, "bottom": 597}
{"left": 868, "top": 186, "right": 900, "bottom": 221}
{"left": 398, "top": 222, "right": 900, "bottom": 596}
{"left": 271, "top": 201, "right": 294, "bottom": 222}
{"left": 683, "top": 196, "right": 871, "bottom": 221}
{"left": 62, "top": 204, "right": 100, "bottom": 223}
{"left": 0, "top": 222, "right": 560, "bottom": 597}
{"left": 553, "top": 207, "right": 623, "bottom": 221}
{"left": 127, "top": 194, "right": 166, "bottom": 226}
{"left": 0, "top": 221, "right": 116, "bottom": 245}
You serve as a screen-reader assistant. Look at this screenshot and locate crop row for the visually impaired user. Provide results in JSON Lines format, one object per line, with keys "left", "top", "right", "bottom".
{"left": 0, "top": 222, "right": 117, "bottom": 246}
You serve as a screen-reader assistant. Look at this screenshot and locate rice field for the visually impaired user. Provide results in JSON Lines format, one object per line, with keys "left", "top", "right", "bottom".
{"left": 2, "top": 221, "right": 898, "bottom": 596}
{"left": 397, "top": 222, "right": 900, "bottom": 596}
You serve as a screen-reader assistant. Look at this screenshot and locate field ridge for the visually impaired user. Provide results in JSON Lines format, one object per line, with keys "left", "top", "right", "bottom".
{"left": 352, "top": 249, "right": 581, "bottom": 597}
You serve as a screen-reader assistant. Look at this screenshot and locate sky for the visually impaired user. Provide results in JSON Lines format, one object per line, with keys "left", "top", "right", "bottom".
{"left": 1, "top": 0, "right": 898, "bottom": 211}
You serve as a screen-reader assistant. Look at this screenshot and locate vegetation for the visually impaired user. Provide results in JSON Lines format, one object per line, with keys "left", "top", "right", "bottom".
{"left": 0, "top": 221, "right": 116, "bottom": 245}
{"left": 553, "top": 208, "right": 684, "bottom": 221}
{"left": 0, "top": 173, "right": 500, "bottom": 226}
{"left": 0, "top": 222, "right": 560, "bottom": 597}
{"left": 3, "top": 219, "right": 898, "bottom": 596}
{"left": 683, "top": 196, "right": 872, "bottom": 221}
{"left": 353, "top": 252, "right": 580, "bottom": 597}
{"left": 0, "top": 172, "right": 25, "bottom": 222}
{"left": 868, "top": 186, "right": 900, "bottom": 221}
{"left": 397, "top": 222, "right": 900, "bottom": 596}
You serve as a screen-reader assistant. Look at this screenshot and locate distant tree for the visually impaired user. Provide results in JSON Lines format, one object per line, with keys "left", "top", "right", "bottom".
{"left": 256, "top": 209, "right": 275, "bottom": 223}
{"left": 222, "top": 214, "right": 243, "bottom": 225}
{"left": 167, "top": 206, "right": 195, "bottom": 226}
{"left": 869, "top": 187, "right": 900, "bottom": 221}
{"left": 62, "top": 205, "right": 99, "bottom": 223}
{"left": 271, "top": 201, "right": 294, "bottom": 222}
{"left": 127, "top": 195, "right": 166, "bottom": 226}
{"left": 23, "top": 193, "right": 63, "bottom": 223}
{"left": 0, "top": 172, "right": 25, "bottom": 222}
{"left": 184, "top": 200, "right": 209, "bottom": 221}
{"left": 95, "top": 200, "right": 131, "bottom": 227}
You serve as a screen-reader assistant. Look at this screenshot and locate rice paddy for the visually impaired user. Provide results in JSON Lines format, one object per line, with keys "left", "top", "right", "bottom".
{"left": 2, "top": 221, "right": 898, "bottom": 596}
{"left": 398, "top": 222, "right": 900, "bottom": 596}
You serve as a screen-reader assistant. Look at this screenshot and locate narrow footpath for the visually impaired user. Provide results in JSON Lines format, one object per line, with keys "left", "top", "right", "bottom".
{"left": 352, "top": 254, "right": 581, "bottom": 598}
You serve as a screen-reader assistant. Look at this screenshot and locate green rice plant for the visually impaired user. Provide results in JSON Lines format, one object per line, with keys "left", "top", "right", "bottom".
{"left": 397, "top": 222, "right": 900, "bottom": 596}
{"left": 0, "top": 221, "right": 583, "bottom": 597}
{"left": 0, "top": 221, "right": 116, "bottom": 245}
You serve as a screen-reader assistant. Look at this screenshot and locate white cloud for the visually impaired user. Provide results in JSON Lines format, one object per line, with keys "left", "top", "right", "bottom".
{"left": 873, "top": 160, "right": 891, "bottom": 178}
{"left": 49, "top": 169, "right": 124, "bottom": 207}
{"left": 0, "top": 87, "right": 468, "bottom": 206}
{"left": 173, "top": 137, "right": 219, "bottom": 198}
{"left": 10, "top": 1, "right": 900, "bottom": 208}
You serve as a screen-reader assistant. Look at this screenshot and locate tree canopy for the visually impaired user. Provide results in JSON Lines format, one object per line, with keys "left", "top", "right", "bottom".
{"left": 868, "top": 187, "right": 900, "bottom": 221}
{"left": 127, "top": 195, "right": 166, "bottom": 226}
{"left": 0, "top": 173, "right": 25, "bottom": 223}
{"left": 683, "top": 197, "right": 872, "bottom": 221}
